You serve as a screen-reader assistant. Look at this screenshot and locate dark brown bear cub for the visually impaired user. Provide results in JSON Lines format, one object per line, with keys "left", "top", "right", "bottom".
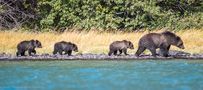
{"left": 135, "top": 31, "right": 185, "bottom": 57}
{"left": 53, "top": 41, "right": 78, "bottom": 55}
{"left": 16, "top": 40, "right": 42, "bottom": 56}
{"left": 108, "top": 40, "right": 134, "bottom": 56}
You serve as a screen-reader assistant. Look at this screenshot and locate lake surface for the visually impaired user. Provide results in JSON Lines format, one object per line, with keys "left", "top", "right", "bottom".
{"left": 0, "top": 60, "right": 202, "bottom": 90}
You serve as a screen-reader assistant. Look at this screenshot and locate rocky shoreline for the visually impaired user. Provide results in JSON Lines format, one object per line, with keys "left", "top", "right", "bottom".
{"left": 0, "top": 50, "right": 203, "bottom": 61}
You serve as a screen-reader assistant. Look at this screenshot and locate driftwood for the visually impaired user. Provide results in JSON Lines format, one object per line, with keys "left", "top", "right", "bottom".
{"left": 0, "top": 0, "right": 37, "bottom": 29}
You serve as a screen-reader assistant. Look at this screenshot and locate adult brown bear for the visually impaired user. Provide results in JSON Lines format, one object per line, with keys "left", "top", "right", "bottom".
{"left": 108, "top": 40, "right": 134, "bottom": 56}
{"left": 135, "top": 31, "right": 185, "bottom": 57}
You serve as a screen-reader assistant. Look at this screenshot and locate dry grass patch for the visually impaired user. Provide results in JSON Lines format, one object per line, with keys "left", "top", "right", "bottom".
{"left": 0, "top": 29, "right": 202, "bottom": 55}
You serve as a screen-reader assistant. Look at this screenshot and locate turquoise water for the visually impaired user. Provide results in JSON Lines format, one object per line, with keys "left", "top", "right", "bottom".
{"left": 0, "top": 60, "right": 203, "bottom": 90}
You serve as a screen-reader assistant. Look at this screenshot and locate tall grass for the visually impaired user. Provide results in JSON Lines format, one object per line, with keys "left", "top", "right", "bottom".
{"left": 0, "top": 29, "right": 202, "bottom": 55}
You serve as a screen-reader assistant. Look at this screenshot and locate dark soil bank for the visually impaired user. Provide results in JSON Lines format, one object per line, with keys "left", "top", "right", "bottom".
{"left": 0, "top": 51, "right": 203, "bottom": 61}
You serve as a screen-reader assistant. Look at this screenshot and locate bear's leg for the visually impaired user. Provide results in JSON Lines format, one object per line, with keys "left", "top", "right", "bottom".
{"left": 123, "top": 49, "right": 128, "bottom": 55}
{"left": 163, "top": 45, "right": 171, "bottom": 57}
{"left": 135, "top": 46, "right": 146, "bottom": 56}
{"left": 17, "top": 50, "right": 24, "bottom": 56}
{"left": 53, "top": 47, "right": 58, "bottom": 55}
{"left": 59, "top": 50, "right": 63, "bottom": 55}
{"left": 67, "top": 50, "right": 72, "bottom": 56}
{"left": 163, "top": 52, "right": 168, "bottom": 57}
{"left": 28, "top": 49, "right": 33, "bottom": 56}
{"left": 53, "top": 50, "right": 57, "bottom": 55}
{"left": 160, "top": 48, "right": 169, "bottom": 57}
{"left": 165, "top": 45, "right": 171, "bottom": 56}
{"left": 64, "top": 50, "right": 72, "bottom": 55}
{"left": 160, "top": 45, "right": 170, "bottom": 57}
{"left": 31, "top": 49, "right": 37, "bottom": 55}
{"left": 32, "top": 49, "right": 36, "bottom": 55}
{"left": 167, "top": 45, "right": 171, "bottom": 50}
{"left": 21, "top": 51, "right": 25, "bottom": 56}
{"left": 17, "top": 49, "right": 25, "bottom": 56}
{"left": 108, "top": 50, "right": 114, "bottom": 56}
{"left": 119, "top": 50, "right": 122, "bottom": 55}
{"left": 64, "top": 51, "right": 68, "bottom": 55}
{"left": 148, "top": 48, "right": 157, "bottom": 57}
{"left": 16, "top": 51, "right": 20, "bottom": 56}
{"left": 113, "top": 50, "right": 118, "bottom": 55}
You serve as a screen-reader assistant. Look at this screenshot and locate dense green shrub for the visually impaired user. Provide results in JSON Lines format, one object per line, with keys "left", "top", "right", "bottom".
{"left": 1, "top": 0, "right": 203, "bottom": 31}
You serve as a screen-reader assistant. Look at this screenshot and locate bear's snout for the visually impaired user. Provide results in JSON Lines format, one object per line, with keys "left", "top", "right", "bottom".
{"left": 179, "top": 45, "right": 185, "bottom": 49}
{"left": 130, "top": 47, "right": 134, "bottom": 49}
{"left": 38, "top": 45, "right": 42, "bottom": 48}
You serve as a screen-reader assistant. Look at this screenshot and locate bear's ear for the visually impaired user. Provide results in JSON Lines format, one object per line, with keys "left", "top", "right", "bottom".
{"left": 129, "top": 41, "right": 132, "bottom": 45}
{"left": 35, "top": 40, "right": 40, "bottom": 43}
{"left": 30, "top": 39, "right": 35, "bottom": 42}
{"left": 72, "top": 44, "right": 78, "bottom": 50}
{"left": 30, "top": 39, "right": 35, "bottom": 45}
{"left": 176, "top": 36, "right": 180, "bottom": 40}
{"left": 75, "top": 44, "right": 78, "bottom": 48}
{"left": 123, "top": 40, "right": 127, "bottom": 42}
{"left": 129, "top": 41, "right": 133, "bottom": 46}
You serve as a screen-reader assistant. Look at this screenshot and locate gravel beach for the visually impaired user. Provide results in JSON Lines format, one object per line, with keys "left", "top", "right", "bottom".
{"left": 0, "top": 50, "right": 202, "bottom": 61}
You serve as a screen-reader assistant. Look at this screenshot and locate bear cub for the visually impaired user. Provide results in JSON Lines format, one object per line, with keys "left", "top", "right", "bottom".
{"left": 108, "top": 40, "right": 134, "bottom": 56}
{"left": 16, "top": 40, "right": 42, "bottom": 56}
{"left": 135, "top": 31, "right": 185, "bottom": 57}
{"left": 53, "top": 41, "right": 78, "bottom": 55}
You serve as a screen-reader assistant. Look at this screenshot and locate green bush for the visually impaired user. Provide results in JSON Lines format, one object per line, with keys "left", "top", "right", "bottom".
{"left": 1, "top": 0, "right": 203, "bottom": 31}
